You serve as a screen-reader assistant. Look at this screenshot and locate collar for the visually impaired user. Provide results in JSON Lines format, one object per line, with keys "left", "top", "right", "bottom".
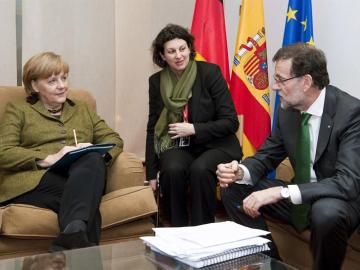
{"left": 305, "top": 88, "right": 326, "bottom": 117}
{"left": 31, "top": 98, "right": 76, "bottom": 116}
{"left": 65, "top": 97, "right": 76, "bottom": 106}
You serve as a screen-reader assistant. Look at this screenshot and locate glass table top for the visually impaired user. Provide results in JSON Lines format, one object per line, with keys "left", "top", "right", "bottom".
{"left": 0, "top": 239, "right": 298, "bottom": 270}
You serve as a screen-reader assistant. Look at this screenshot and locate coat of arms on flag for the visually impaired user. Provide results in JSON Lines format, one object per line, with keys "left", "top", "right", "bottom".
{"left": 230, "top": 0, "right": 270, "bottom": 158}
{"left": 233, "top": 27, "right": 269, "bottom": 92}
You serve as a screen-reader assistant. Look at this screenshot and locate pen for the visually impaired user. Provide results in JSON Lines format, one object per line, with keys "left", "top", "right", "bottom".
{"left": 235, "top": 203, "right": 245, "bottom": 213}
{"left": 73, "top": 129, "right": 78, "bottom": 147}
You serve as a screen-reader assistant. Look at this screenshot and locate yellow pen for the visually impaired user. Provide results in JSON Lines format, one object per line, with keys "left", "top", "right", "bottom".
{"left": 73, "top": 129, "right": 78, "bottom": 147}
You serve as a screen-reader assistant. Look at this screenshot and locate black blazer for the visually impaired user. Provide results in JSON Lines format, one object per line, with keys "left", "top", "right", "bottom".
{"left": 243, "top": 85, "right": 360, "bottom": 214}
{"left": 145, "top": 61, "right": 242, "bottom": 180}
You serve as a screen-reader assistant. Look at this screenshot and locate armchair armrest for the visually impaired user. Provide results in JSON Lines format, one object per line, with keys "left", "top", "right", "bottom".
{"left": 276, "top": 158, "right": 294, "bottom": 183}
{"left": 105, "top": 152, "right": 145, "bottom": 193}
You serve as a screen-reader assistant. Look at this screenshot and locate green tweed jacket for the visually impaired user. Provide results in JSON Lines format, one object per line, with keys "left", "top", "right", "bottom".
{"left": 0, "top": 98, "right": 123, "bottom": 203}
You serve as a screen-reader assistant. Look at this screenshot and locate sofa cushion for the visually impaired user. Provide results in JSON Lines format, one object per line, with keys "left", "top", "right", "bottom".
{"left": 0, "top": 204, "right": 58, "bottom": 238}
{"left": 106, "top": 152, "right": 145, "bottom": 192}
{"left": 101, "top": 186, "right": 157, "bottom": 229}
{"left": 275, "top": 158, "right": 294, "bottom": 183}
{"left": 0, "top": 186, "right": 157, "bottom": 238}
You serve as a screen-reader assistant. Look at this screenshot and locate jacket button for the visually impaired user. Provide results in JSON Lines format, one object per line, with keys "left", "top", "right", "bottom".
{"left": 61, "top": 129, "right": 67, "bottom": 134}
{"left": 61, "top": 140, "right": 66, "bottom": 144}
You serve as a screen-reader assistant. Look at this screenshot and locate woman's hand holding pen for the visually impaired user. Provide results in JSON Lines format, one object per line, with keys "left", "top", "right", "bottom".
{"left": 37, "top": 143, "right": 93, "bottom": 168}
{"left": 168, "top": 122, "right": 195, "bottom": 139}
{"left": 37, "top": 146, "right": 78, "bottom": 167}
{"left": 76, "top": 142, "right": 92, "bottom": 148}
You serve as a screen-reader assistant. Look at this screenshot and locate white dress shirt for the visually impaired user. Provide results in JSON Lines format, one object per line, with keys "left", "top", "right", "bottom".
{"left": 236, "top": 89, "right": 326, "bottom": 204}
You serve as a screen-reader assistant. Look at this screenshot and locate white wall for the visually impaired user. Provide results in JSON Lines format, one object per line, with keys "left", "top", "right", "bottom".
{"left": 114, "top": 0, "right": 194, "bottom": 156}
{"left": 23, "top": 0, "right": 116, "bottom": 128}
{"left": 0, "top": 0, "right": 16, "bottom": 85}
{"left": 312, "top": 1, "right": 360, "bottom": 95}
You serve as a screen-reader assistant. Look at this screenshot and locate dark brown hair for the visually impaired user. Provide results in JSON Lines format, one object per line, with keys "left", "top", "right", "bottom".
{"left": 273, "top": 43, "right": 330, "bottom": 89}
{"left": 152, "top": 24, "right": 196, "bottom": 68}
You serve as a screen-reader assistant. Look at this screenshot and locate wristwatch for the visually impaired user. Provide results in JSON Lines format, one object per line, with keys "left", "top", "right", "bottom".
{"left": 280, "top": 186, "right": 290, "bottom": 199}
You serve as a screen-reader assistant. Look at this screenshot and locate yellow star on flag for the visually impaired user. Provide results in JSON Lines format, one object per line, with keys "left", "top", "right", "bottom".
{"left": 307, "top": 36, "right": 315, "bottom": 46}
{"left": 301, "top": 19, "right": 307, "bottom": 31}
{"left": 287, "top": 7, "right": 298, "bottom": 22}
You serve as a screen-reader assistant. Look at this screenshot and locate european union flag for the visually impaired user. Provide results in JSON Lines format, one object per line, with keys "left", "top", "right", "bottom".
{"left": 273, "top": 0, "right": 314, "bottom": 127}
{"left": 283, "top": 0, "right": 314, "bottom": 46}
{"left": 269, "top": 0, "right": 314, "bottom": 179}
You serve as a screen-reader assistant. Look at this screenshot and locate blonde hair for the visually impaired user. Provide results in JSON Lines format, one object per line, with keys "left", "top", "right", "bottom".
{"left": 23, "top": 52, "right": 69, "bottom": 95}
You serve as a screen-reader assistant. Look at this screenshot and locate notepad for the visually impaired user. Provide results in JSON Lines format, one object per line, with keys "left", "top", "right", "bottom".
{"left": 178, "top": 243, "right": 269, "bottom": 268}
{"left": 49, "top": 143, "right": 115, "bottom": 171}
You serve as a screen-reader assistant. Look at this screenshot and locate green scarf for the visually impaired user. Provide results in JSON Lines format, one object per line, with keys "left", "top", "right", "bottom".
{"left": 154, "top": 60, "right": 197, "bottom": 155}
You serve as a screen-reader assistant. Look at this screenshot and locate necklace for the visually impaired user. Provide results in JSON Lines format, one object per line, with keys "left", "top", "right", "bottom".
{"left": 47, "top": 106, "right": 63, "bottom": 114}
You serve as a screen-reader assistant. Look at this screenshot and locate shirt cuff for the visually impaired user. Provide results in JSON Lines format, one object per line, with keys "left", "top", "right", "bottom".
{"left": 288, "top": 184, "right": 302, "bottom": 204}
{"left": 235, "top": 164, "right": 253, "bottom": 185}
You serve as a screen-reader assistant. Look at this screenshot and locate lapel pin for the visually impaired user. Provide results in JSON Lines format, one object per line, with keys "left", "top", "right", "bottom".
{"left": 328, "top": 125, "right": 331, "bottom": 128}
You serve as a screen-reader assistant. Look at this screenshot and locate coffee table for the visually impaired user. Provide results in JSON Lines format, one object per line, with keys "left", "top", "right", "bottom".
{"left": 0, "top": 239, "right": 298, "bottom": 269}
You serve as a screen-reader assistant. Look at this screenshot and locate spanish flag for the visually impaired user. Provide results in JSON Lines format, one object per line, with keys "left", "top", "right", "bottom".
{"left": 191, "top": 0, "right": 230, "bottom": 84}
{"left": 229, "top": 0, "right": 271, "bottom": 158}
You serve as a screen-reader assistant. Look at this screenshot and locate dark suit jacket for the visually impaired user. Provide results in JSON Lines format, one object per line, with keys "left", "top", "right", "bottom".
{"left": 145, "top": 61, "right": 242, "bottom": 180}
{"left": 243, "top": 85, "right": 360, "bottom": 214}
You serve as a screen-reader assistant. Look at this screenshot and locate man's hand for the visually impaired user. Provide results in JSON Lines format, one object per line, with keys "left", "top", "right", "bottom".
{"left": 216, "top": 160, "right": 243, "bottom": 188}
{"left": 242, "top": 187, "right": 283, "bottom": 218}
{"left": 168, "top": 122, "right": 195, "bottom": 139}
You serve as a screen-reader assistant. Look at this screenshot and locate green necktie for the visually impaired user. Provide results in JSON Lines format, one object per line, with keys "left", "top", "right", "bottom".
{"left": 291, "top": 113, "right": 312, "bottom": 231}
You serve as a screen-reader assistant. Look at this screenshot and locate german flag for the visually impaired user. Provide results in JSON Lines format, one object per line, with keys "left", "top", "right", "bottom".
{"left": 191, "top": 0, "right": 230, "bottom": 84}
{"left": 229, "top": 0, "right": 271, "bottom": 158}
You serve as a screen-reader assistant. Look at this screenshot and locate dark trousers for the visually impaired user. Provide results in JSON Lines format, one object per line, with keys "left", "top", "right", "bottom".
{"left": 159, "top": 147, "right": 233, "bottom": 227}
{"left": 4, "top": 152, "right": 106, "bottom": 244}
{"left": 221, "top": 179, "right": 360, "bottom": 270}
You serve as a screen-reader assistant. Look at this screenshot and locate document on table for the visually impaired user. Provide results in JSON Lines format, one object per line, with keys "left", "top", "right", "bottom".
{"left": 153, "top": 221, "right": 270, "bottom": 247}
{"left": 140, "top": 221, "right": 271, "bottom": 268}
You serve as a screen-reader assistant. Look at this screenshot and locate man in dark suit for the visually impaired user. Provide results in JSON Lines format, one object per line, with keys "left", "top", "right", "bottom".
{"left": 216, "top": 43, "right": 360, "bottom": 270}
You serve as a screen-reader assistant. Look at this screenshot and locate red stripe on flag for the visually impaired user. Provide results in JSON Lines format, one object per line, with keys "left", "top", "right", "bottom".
{"left": 244, "top": 61, "right": 257, "bottom": 74}
{"left": 191, "top": 0, "right": 230, "bottom": 84}
{"left": 230, "top": 72, "right": 270, "bottom": 148}
{"left": 247, "top": 63, "right": 259, "bottom": 77}
{"left": 244, "top": 55, "right": 257, "bottom": 70}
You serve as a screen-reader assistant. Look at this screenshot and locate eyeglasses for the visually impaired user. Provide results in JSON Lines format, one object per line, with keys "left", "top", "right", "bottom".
{"left": 273, "top": 75, "right": 303, "bottom": 84}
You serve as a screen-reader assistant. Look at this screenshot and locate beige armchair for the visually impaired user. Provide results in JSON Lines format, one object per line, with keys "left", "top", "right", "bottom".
{"left": 0, "top": 86, "right": 158, "bottom": 259}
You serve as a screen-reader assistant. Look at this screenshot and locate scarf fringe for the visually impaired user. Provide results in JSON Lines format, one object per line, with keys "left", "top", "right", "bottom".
{"left": 154, "top": 134, "right": 174, "bottom": 156}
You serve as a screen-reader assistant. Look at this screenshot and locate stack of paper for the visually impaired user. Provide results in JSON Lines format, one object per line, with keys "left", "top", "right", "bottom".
{"left": 140, "top": 221, "right": 271, "bottom": 268}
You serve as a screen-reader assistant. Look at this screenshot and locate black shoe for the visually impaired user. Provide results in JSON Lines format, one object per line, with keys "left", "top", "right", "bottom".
{"left": 49, "top": 231, "right": 95, "bottom": 252}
